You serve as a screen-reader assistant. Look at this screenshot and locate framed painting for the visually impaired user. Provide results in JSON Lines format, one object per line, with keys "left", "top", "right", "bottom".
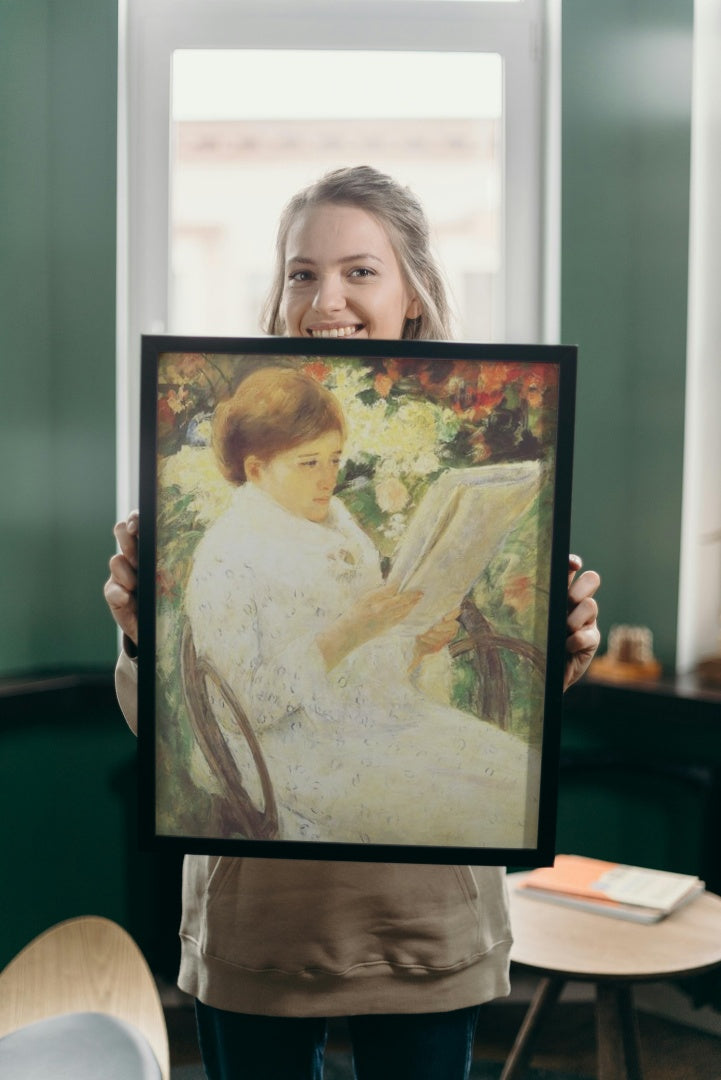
{"left": 138, "top": 336, "right": 576, "bottom": 865}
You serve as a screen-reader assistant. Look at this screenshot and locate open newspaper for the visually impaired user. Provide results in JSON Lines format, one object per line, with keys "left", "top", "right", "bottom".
{"left": 387, "top": 461, "right": 543, "bottom": 632}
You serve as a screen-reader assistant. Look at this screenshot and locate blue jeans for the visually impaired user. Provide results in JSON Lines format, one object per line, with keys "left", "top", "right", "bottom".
{"left": 195, "top": 1000, "right": 481, "bottom": 1080}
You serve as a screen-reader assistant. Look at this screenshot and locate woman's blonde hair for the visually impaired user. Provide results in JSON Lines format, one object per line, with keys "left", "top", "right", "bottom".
{"left": 213, "top": 366, "right": 346, "bottom": 485}
{"left": 262, "top": 165, "right": 454, "bottom": 341}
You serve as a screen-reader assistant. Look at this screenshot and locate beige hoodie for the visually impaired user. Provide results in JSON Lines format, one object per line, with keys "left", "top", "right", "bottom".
{"left": 116, "top": 650, "right": 512, "bottom": 1016}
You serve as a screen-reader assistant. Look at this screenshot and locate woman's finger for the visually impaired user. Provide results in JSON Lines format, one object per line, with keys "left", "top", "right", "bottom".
{"left": 568, "top": 569, "right": 601, "bottom": 608}
{"left": 566, "top": 594, "right": 599, "bottom": 634}
{"left": 103, "top": 579, "right": 139, "bottom": 643}
{"left": 567, "top": 553, "right": 583, "bottom": 588}
{"left": 113, "top": 527, "right": 138, "bottom": 568}
{"left": 108, "top": 552, "right": 137, "bottom": 591}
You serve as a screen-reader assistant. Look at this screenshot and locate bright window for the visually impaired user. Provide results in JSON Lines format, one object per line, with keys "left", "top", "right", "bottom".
{"left": 170, "top": 49, "right": 503, "bottom": 341}
{"left": 118, "top": 0, "right": 557, "bottom": 508}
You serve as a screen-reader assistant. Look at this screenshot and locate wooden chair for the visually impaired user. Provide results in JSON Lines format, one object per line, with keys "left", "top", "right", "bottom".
{"left": 0, "top": 916, "right": 169, "bottom": 1079}
{"left": 450, "top": 596, "right": 546, "bottom": 730}
{"left": 180, "top": 621, "right": 279, "bottom": 841}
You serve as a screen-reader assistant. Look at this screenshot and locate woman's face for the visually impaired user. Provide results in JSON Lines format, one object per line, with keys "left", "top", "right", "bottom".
{"left": 281, "top": 203, "right": 421, "bottom": 340}
{"left": 246, "top": 429, "right": 344, "bottom": 522}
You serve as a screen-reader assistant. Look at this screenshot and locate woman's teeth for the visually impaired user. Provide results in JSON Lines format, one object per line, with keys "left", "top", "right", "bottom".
{"left": 310, "top": 326, "right": 359, "bottom": 338}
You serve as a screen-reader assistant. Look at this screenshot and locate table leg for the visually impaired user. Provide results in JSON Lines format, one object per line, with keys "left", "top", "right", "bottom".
{"left": 596, "top": 982, "right": 643, "bottom": 1080}
{"left": 499, "top": 976, "right": 565, "bottom": 1080}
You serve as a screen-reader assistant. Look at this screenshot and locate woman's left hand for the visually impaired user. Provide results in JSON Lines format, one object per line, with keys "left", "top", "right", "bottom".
{"left": 564, "top": 554, "right": 601, "bottom": 691}
{"left": 409, "top": 607, "right": 462, "bottom": 672}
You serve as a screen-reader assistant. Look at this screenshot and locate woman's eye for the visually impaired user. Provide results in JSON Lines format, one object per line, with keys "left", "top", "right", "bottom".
{"left": 349, "top": 267, "right": 375, "bottom": 279}
{"left": 288, "top": 270, "right": 313, "bottom": 283}
{"left": 300, "top": 459, "right": 318, "bottom": 468}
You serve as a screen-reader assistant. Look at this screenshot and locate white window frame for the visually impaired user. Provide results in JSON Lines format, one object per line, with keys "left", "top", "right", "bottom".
{"left": 117, "top": 0, "right": 559, "bottom": 511}
{"left": 676, "top": 0, "right": 721, "bottom": 674}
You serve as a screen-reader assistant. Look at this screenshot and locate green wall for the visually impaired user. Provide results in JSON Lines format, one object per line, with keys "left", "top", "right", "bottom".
{"left": 562, "top": 0, "right": 693, "bottom": 669}
{"left": 0, "top": 0, "right": 118, "bottom": 675}
{"left": 0, "top": 0, "right": 131, "bottom": 970}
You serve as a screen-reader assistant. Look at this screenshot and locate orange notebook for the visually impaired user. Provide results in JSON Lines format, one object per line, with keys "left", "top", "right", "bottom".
{"left": 517, "top": 855, "right": 704, "bottom": 923}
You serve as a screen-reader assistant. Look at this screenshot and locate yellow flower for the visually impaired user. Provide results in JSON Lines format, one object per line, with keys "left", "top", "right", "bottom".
{"left": 375, "top": 476, "right": 411, "bottom": 514}
{"left": 159, "top": 445, "right": 233, "bottom": 525}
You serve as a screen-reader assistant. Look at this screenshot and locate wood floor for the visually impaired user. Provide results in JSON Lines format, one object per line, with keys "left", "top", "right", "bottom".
{"left": 166, "top": 990, "right": 721, "bottom": 1079}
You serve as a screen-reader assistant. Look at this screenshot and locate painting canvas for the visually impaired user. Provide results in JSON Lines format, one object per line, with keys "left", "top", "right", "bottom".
{"left": 138, "top": 336, "right": 576, "bottom": 865}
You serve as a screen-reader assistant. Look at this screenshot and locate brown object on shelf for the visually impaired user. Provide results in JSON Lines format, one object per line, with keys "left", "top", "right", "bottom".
{"left": 696, "top": 654, "right": 721, "bottom": 689}
{"left": 590, "top": 624, "right": 662, "bottom": 684}
{"left": 591, "top": 655, "right": 663, "bottom": 683}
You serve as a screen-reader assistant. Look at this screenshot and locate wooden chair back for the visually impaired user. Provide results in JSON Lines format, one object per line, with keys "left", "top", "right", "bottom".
{"left": 0, "top": 916, "right": 169, "bottom": 1080}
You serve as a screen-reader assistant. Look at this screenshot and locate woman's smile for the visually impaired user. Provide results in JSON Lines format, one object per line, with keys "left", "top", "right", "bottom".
{"left": 307, "top": 324, "right": 364, "bottom": 339}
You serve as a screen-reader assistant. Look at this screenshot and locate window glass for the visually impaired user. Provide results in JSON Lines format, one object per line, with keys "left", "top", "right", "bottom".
{"left": 170, "top": 50, "right": 503, "bottom": 340}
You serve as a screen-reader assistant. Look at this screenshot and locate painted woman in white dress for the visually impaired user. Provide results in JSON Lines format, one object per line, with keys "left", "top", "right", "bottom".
{"left": 184, "top": 365, "right": 541, "bottom": 849}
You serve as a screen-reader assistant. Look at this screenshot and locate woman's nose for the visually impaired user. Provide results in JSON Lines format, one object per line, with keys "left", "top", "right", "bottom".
{"left": 312, "top": 274, "right": 345, "bottom": 314}
{"left": 318, "top": 463, "right": 338, "bottom": 490}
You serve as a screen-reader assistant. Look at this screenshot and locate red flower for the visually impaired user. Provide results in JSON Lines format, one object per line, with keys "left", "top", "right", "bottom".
{"left": 383, "top": 359, "right": 404, "bottom": 382}
{"left": 302, "top": 361, "right": 331, "bottom": 383}
{"left": 519, "top": 363, "right": 556, "bottom": 407}
{"left": 504, "top": 575, "right": 533, "bottom": 614}
{"left": 479, "top": 362, "right": 523, "bottom": 394}
{"left": 374, "top": 372, "right": 394, "bottom": 398}
{"left": 157, "top": 398, "right": 176, "bottom": 429}
{"left": 474, "top": 389, "right": 505, "bottom": 417}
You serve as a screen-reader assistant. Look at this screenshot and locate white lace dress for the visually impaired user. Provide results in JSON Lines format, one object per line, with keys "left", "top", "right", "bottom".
{"left": 185, "top": 483, "right": 540, "bottom": 849}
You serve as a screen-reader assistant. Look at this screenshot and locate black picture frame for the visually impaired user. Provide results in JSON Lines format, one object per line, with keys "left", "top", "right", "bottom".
{"left": 138, "top": 335, "right": 576, "bottom": 865}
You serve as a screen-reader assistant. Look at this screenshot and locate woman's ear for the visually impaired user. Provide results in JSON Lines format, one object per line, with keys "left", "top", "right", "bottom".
{"left": 244, "top": 455, "right": 263, "bottom": 482}
{"left": 406, "top": 296, "right": 422, "bottom": 320}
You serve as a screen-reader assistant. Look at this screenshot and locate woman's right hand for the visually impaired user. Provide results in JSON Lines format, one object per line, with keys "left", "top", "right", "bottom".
{"left": 103, "top": 510, "right": 140, "bottom": 646}
{"left": 317, "top": 583, "right": 423, "bottom": 671}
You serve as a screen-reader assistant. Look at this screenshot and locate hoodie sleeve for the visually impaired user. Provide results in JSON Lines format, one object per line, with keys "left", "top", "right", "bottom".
{"left": 115, "top": 644, "right": 139, "bottom": 736}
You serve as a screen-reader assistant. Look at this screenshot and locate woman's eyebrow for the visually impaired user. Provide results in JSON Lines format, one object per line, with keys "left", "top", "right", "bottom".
{"left": 339, "top": 253, "right": 383, "bottom": 265}
{"left": 286, "top": 253, "right": 384, "bottom": 266}
{"left": 295, "top": 447, "right": 341, "bottom": 459}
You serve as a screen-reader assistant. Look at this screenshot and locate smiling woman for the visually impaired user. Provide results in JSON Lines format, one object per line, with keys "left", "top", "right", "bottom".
{"left": 281, "top": 205, "right": 421, "bottom": 340}
{"left": 263, "top": 166, "right": 450, "bottom": 341}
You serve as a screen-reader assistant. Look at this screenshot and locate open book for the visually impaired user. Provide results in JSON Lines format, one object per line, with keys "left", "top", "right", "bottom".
{"left": 387, "top": 461, "right": 542, "bottom": 632}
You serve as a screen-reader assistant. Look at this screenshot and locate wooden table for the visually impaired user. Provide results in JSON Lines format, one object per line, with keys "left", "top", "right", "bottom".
{"left": 503, "top": 873, "right": 721, "bottom": 1080}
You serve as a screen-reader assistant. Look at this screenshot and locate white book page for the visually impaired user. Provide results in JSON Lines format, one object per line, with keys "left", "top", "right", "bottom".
{"left": 597, "top": 866, "right": 701, "bottom": 911}
{"left": 387, "top": 461, "right": 542, "bottom": 632}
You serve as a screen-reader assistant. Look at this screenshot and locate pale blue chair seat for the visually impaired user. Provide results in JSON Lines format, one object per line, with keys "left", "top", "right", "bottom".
{"left": 0, "top": 1011, "right": 162, "bottom": 1079}
{"left": 0, "top": 917, "right": 169, "bottom": 1079}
